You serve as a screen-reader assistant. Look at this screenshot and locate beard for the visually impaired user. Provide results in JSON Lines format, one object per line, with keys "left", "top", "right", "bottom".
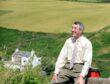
{"left": 71, "top": 32, "right": 81, "bottom": 39}
{"left": 71, "top": 32, "right": 77, "bottom": 37}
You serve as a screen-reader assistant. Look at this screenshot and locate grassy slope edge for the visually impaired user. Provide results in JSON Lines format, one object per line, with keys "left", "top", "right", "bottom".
{"left": 0, "top": 26, "right": 110, "bottom": 84}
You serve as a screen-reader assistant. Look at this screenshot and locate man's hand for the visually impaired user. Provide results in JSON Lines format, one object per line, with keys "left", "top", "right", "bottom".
{"left": 76, "top": 75, "right": 85, "bottom": 84}
{"left": 52, "top": 74, "right": 58, "bottom": 82}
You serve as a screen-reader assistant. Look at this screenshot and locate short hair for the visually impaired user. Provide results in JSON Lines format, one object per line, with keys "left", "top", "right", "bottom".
{"left": 73, "top": 21, "right": 84, "bottom": 30}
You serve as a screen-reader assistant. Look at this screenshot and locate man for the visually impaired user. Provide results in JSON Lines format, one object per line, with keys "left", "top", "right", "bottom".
{"left": 51, "top": 21, "right": 93, "bottom": 84}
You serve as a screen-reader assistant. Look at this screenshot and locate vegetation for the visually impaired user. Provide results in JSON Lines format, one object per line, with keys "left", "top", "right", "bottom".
{"left": 0, "top": 10, "right": 12, "bottom": 16}
{"left": 0, "top": 0, "right": 110, "bottom": 83}
{"left": 0, "top": 0, "right": 110, "bottom": 33}
{"left": 0, "top": 25, "right": 110, "bottom": 83}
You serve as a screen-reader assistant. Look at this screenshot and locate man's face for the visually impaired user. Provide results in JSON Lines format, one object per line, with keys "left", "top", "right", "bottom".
{"left": 71, "top": 24, "right": 82, "bottom": 38}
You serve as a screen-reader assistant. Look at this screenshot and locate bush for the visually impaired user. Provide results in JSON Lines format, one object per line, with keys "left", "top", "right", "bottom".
{"left": 4, "top": 67, "right": 47, "bottom": 84}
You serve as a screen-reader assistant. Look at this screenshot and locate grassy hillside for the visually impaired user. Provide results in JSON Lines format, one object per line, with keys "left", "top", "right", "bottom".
{"left": 0, "top": 25, "right": 110, "bottom": 84}
{"left": 0, "top": 0, "right": 110, "bottom": 33}
{"left": 90, "top": 26, "right": 110, "bottom": 77}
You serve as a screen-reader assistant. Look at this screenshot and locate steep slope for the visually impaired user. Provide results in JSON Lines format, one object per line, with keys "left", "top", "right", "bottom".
{"left": 90, "top": 25, "right": 110, "bottom": 77}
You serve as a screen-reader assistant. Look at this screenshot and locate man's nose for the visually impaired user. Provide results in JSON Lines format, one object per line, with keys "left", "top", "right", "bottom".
{"left": 72, "top": 28, "right": 74, "bottom": 32}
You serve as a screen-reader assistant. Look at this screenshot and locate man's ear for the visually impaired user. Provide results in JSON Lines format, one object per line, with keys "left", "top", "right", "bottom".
{"left": 79, "top": 29, "right": 83, "bottom": 34}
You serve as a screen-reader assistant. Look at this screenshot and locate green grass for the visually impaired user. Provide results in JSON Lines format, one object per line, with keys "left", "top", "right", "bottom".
{"left": 0, "top": 0, "right": 110, "bottom": 33}
{"left": 0, "top": 25, "right": 110, "bottom": 84}
{"left": 0, "top": 0, "right": 110, "bottom": 83}
{"left": 0, "top": 10, "right": 12, "bottom": 16}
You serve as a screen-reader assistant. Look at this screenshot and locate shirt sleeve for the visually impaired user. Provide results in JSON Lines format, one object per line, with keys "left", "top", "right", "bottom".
{"left": 80, "top": 41, "right": 93, "bottom": 77}
{"left": 54, "top": 40, "right": 68, "bottom": 74}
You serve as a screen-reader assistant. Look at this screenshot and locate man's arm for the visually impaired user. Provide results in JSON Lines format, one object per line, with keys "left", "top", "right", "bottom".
{"left": 80, "top": 41, "right": 93, "bottom": 77}
{"left": 52, "top": 40, "right": 68, "bottom": 81}
{"left": 77, "top": 41, "right": 93, "bottom": 84}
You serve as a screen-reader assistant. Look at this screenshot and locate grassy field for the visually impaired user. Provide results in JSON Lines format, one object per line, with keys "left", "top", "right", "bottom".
{"left": 0, "top": 26, "right": 110, "bottom": 84}
{"left": 0, "top": 0, "right": 110, "bottom": 83}
{"left": 0, "top": 0, "right": 110, "bottom": 33}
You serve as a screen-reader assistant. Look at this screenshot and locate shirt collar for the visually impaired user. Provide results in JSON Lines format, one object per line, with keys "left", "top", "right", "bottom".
{"left": 71, "top": 35, "right": 84, "bottom": 43}
{"left": 76, "top": 35, "right": 84, "bottom": 42}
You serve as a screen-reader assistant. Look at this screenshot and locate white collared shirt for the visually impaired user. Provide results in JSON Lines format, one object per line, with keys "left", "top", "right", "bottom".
{"left": 54, "top": 35, "right": 93, "bottom": 77}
